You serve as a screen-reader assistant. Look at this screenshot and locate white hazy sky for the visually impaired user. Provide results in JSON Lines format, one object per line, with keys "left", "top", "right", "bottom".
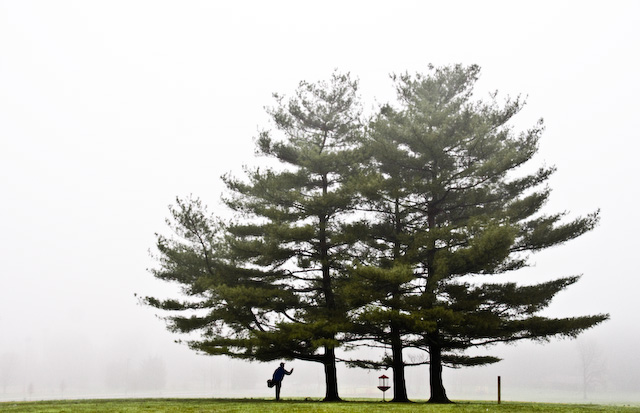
{"left": 1, "top": 0, "right": 639, "bottom": 403}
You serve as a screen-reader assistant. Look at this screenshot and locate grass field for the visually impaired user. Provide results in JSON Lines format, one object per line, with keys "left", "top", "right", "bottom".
{"left": 1, "top": 399, "right": 639, "bottom": 413}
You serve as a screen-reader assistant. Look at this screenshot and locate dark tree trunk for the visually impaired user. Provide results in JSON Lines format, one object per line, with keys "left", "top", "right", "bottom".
{"left": 390, "top": 198, "right": 410, "bottom": 402}
{"left": 323, "top": 346, "right": 342, "bottom": 401}
{"left": 319, "top": 172, "right": 341, "bottom": 402}
{"left": 425, "top": 207, "right": 451, "bottom": 404}
{"left": 390, "top": 324, "right": 410, "bottom": 402}
{"left": 427, "top": 335, "right": 452, "bottom": 404}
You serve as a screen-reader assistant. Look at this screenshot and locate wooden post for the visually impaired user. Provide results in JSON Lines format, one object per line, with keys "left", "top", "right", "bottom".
{"left": 498, "top": 376, "right": 501, "bottom": 404}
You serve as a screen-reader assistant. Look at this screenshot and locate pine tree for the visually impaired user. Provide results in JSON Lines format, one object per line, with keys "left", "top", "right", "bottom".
{"left": 351, "top": 64, "right": 608, "bottom": 403}
{"left": 146, "top": 196, "right": 297, "bottom": 359}
{"left": 146, "top": 72, "right": 367, "bottom": 401}
{"left": 223, "top": 72, "right": 367, "bottom": 401}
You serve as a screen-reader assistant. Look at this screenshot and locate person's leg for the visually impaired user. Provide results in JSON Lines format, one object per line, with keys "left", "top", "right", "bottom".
{"left": 275, "top": 382, "right": 281, "bottom": 401}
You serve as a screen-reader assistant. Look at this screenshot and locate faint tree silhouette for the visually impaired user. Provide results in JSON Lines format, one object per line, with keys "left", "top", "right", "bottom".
{"left": 578, "top": 338, "right": 607, "bottom": 399}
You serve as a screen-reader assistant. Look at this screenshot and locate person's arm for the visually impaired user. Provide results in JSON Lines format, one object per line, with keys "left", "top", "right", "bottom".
{"left": 286, "top": 368, "right": 293, "bottom": 375}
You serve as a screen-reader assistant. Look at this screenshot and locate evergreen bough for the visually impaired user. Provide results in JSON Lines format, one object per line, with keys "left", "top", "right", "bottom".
{"left": 145, "top": 65, "right": 608, "bottom": 403}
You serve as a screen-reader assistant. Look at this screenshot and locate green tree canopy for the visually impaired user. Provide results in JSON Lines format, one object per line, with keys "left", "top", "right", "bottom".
{"left": 345, "top": 64, "right": 607, "bottom": 403}
{"left": 145, "top": 65, "right": 607, "bottom": 404}
{"left": 147, "top": 72, "right": 367, "bottom": 401}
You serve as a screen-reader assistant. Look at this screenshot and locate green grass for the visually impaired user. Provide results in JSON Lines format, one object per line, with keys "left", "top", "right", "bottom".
{"left": 1, "top": 398, "right": 639, "bottom": 413}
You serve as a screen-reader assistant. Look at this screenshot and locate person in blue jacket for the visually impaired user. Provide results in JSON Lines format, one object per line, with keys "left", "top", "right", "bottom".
{"left": 272, "top": 362, "right": 293, "bottom": 401}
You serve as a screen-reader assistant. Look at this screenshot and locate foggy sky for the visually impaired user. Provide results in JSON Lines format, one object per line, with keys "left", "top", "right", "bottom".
{"left": 1, "top": 0, "right": 639, "bottom": 403}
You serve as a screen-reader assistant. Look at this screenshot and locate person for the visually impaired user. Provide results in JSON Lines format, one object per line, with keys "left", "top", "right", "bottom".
{"left": 272, "top": 362, "right": 293, "bottom": 401}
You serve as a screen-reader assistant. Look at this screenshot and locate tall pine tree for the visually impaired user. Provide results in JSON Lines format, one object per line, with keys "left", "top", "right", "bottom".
{"left": 146, "top": 72, "right": 367, "bottom": 401}
{"left": 350, "top": 64, "right": 608, "bottom": 403}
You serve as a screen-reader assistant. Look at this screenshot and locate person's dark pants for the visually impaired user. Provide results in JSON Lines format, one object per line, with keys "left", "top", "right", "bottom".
{"left": 275, "top": 381, "right": 282, "bottom": 400}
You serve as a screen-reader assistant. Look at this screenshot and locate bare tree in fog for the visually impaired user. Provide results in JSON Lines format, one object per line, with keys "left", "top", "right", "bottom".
{"left": 578, "top": 339, "right": 606, "bottom": 399}
{"left": 137, "top": 357, "right": 167, "bottom": 393}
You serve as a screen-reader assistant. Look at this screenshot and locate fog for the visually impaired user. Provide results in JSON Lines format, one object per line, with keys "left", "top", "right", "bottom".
{"left": 1, "top": 0, "right": 639, "bottom": 404}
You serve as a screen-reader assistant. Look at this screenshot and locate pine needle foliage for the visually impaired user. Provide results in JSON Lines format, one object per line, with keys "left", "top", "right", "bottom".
{"left": 345, "top": 64, "right": 607, "bottom": 403}
{"left": 145, "top": 65, "right": 608, "bottom": 404}
{"left": 147, "top": 72, "right": 367, "bottom": 401}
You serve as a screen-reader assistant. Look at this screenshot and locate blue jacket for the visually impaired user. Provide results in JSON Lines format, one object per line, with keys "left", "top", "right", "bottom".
{"left": 272, "top": 366, "right": 289, "bottom": 382}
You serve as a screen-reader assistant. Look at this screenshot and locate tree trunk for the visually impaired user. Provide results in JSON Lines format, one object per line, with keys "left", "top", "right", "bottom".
{"left": 425, "top": 206, "right": 451, "bottom": 404}
{"left": 323, "top": 346, "right": 341, "bottom": 401}
{"left": 319, "top": 172, "right": 341, "bottom": 402}
{"left": 390, "top": 324, "right": 410, "bottom": 402}
{"left": 389, "top": 198, "right": 410, "bottom": 402}
{"left": 427, "top": 335, "right": 452, "bottom": 404}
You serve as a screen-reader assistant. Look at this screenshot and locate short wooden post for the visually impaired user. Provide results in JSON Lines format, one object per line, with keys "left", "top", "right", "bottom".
{"left": 498, "top": 376, "right": 501, "bottom": 404}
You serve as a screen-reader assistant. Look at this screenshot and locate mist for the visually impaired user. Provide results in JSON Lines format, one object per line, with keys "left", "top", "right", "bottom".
{"left": 1, "top": 0, "right": 639, "bottom": 404}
